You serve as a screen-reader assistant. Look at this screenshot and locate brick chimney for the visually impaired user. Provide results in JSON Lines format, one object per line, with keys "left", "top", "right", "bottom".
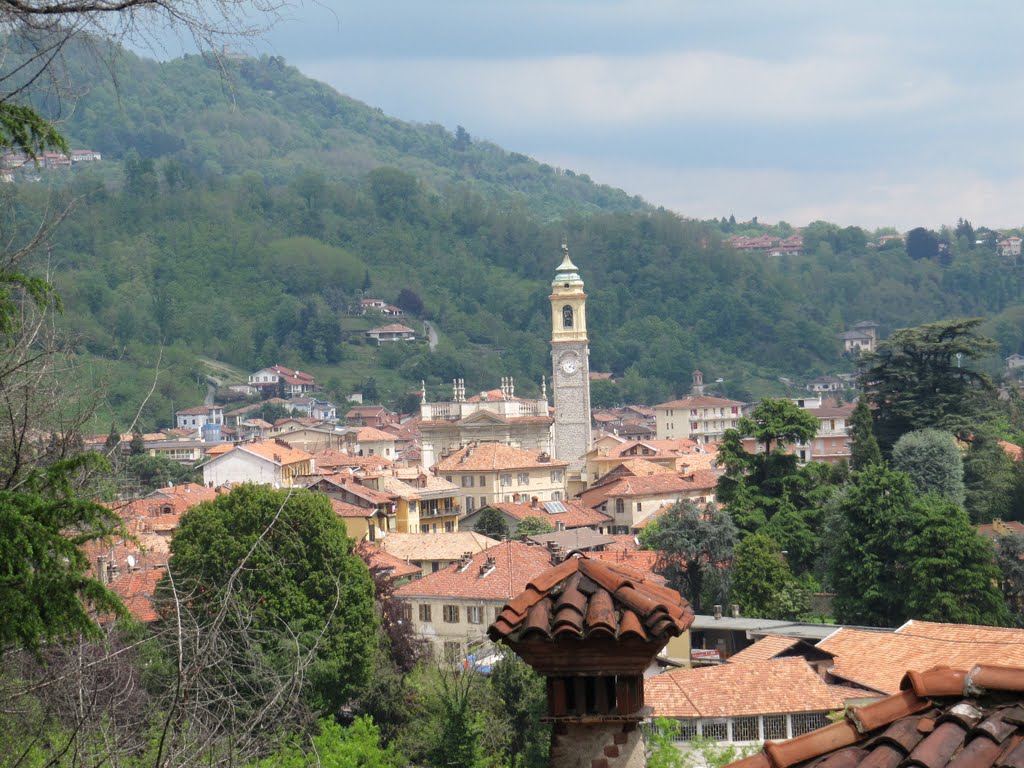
{"left": 489, "top": 555, "right": 693, "bottom": 768}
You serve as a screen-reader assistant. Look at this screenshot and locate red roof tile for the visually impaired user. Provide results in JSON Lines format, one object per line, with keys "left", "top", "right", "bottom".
{"left": 394, "top": 540, "right": 552, "bottom": 601}
{"left": 647, "top": 658, "right": 848, "bottom": 719}
{"left": 432, "top": 442, "right": 568, "bottom": 472}
{"left": 724, "top": 663, "right": 1024, "bottom": 768}
{"left": 107, "top": 568, "right": 165, "bottom": 623}
{"left": 818, "top": 621, "right": 1024, "bottom": 694}
{"left": 356, "top": 542, "right": 420, "bottom": 580}
{"left": 488, "top": 554, "right": 692, "bottom": 646}
{"left": 492, "top": 500, "right": 611, "bottom": 529}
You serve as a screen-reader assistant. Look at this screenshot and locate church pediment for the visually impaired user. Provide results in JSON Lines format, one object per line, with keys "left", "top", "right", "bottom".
{"left": 457, "top": 410, "right": 510, "bottom": 426}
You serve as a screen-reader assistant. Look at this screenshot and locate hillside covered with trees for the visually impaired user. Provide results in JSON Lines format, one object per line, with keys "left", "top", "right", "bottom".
{"left": 7, "top": 41, "right": 1024, "bottom": 429}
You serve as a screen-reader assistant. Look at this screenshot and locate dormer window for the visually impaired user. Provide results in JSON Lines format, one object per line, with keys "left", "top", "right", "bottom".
{"left": 562, "top": 305, "right": 574, "bottom": 328}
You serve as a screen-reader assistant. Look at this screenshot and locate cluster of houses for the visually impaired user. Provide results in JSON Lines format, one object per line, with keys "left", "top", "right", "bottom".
{"left": 79, "top": 250, "right": 1024, "bottom": 763}
{"left": 1, "top": 148, "right": 101, "bottom": 182}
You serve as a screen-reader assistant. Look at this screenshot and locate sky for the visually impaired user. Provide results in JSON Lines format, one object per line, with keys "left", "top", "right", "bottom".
{"left": 238, "top": 1, "right": 1024, "bottom": 231}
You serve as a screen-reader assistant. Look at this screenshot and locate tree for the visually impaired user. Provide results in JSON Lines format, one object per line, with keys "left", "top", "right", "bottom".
{"left": 129, "top": 429, "right": 146, "bottom": 455}
{"left": 487, "top": 654, "right": 550, "bottom": 768}
{"left": 848, "top": 397, "right": 882, "bottom": 470}
{"left": 0, "top": 456, "right": 123, "bottom": 650}
{"left": 902, "top": 497, "right": 1009, "bottom": 625}
{"left": 165, "top": 484, "right": 377, "bottom": 714}
{"left": 473, "top": 506, "right": 510, "bottom": 540}
{"left": 253, "top": 717, "right": 403, "bottom": 768}
{"left": 0, "top": 0, "right": 286, "bottom": 160}
{"left": 514, "top": 515, "right": 554, "bottom": 537}
{"left": 104, "top": 421, "right": 120, "bottom": 450}
{"left": 996, "top": 534, "right": 1024, "bottom": 626}
{"left": 638, "top": 501, "right": 737, "bottom": 612}
{"left": 955, "top": 217, "right": 975, "bottom": 247}
{"left": 826, "top": 464, "right": 1007, "bottom": 627}
{"left": 906, "top": 227, "right": 939, "bottom": 260}
{"left": 397, "top": 665, "right": 489, "bottom": 768}
{"left": 730, "top": 532, "right": 810, "bottom": 620}
{"left": 861, "top": 318, "right": 997, "bottom": 454}
{"left": 395, "top": 287, "right": 425, "bottom": 317}
{"left": 739, "top": 398, "right": 819, "bottom": 454}
{"left": 892, "top": 429, "right": 965, "bottom": 505}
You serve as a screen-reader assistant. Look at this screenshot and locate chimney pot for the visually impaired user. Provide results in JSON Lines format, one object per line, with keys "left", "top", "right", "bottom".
{"left": 713, "top": 604, "right": 722, "bottom": 620}
{"left": 731, "top": 604, "right": 740, "bottom": 618}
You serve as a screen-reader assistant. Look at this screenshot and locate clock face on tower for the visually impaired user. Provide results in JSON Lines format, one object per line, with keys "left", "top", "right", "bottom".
{"left": 560, "top": 353, "right": 580, "bottom": 376}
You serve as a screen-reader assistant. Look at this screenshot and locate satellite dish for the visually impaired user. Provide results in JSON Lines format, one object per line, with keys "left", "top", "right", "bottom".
{"left": 126, "top": 555, "right": 136, "bottom": 568}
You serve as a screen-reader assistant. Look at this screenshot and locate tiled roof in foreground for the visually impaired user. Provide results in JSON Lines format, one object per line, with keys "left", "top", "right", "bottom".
{"left": 487, "top": 554, "right": 692, "bottom": 645}
{"left": 726, "top": 663, "right": 1024, "bottom": 768}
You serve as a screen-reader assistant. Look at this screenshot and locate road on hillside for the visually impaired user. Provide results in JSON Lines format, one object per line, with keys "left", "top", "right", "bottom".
{"left": 424, "top": 320, "right": 438, "bottom": 351}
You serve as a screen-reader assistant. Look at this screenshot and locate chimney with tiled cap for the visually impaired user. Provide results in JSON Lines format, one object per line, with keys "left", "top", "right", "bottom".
{"left": 488, "top": 553, "right": 693, "bottom": 768}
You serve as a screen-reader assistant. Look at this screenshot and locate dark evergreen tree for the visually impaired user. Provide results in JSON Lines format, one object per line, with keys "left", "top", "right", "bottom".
{"left": 849, "top": 397, "right": 882, "bottom": 470}
{"left": 473, "top": 507, "right": 510, "bottom": 540}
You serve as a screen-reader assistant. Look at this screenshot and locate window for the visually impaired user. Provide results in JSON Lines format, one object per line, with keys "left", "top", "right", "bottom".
{"left": 418, "top": 604, "right": 432, "bottom": 622}
{"left": 615, "top": 499, "right": 625, "bottom": 516}
{"left": 500, "top": 474, "right": 512, "bottom": 486}
{"left": 636, "top": 502, "right": 642, "bottom": 512}
{"left": 552, "top": 491, "right": 562, "bottom": 501}
{"left": 562, "top": 305, "right": 574, "bottom": 328}
{"left": 701, "top": 720, "right": 727, "bottom": 741}
{"left": 479, "top": 475, "right": 487, "bottom": 487}
{"left": 462, "top": 476, "right": 474, "bottom": 487}
{"left": 443, "top": 605, "right": 460, "bottom": 623}
{"left": 550, "top": 470, "right": 563, "bottom": 483}
{"left": 791, "top": 713, "right": 829, "bottom": 737}
{"left": 467, "top": 606, "right": 483, "bottom": 624}
{"left": 493, "top": 606, "right": 502, "bottom": 621}
{"left": 445, "top": 476, "right": 453, "bottom": 483}
{"left": 401, "top": 603, "right": 412, "bottom": 623}
{"left": 517, "top": 472, "right": 530, "bottom": 485}
{"left": 420, "top": 524, "right": 430, "bottom": 534}
{"left": 431, "top": 561, "right": 441, "bottom": 573}
{"left": 732, "top": 716, "right": 759, "bottom": 741}
{"left": 763, "top": 715, "right": 787, "bottom": 740}
{"left": 445, "top": 521, "right": 454, "bottom": 533}
{"left": 465, "top": 496, "right": 476, "bottom": 513}
{"left": 480, "top": 496, "right": 487, "bottom": 509}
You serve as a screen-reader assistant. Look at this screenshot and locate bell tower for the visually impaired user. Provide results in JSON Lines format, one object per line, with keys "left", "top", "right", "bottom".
{"left": 550, "top": 243, "right": 592, "bottom": 470}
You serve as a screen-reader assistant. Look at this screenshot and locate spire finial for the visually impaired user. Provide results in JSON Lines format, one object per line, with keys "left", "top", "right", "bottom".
{"left": 421, "top": 380, "right": 426, "bottom": 404}
{"left": 541, "top": 375, "right": 547, "bottom": 401}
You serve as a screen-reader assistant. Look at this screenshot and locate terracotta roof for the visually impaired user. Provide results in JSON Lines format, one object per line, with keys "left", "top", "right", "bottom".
{"left": 818, "top": 621, "right": 1024, "bottom": 694}
{"left": 175, "top": 404, "right": 222, "bottom": 416}
{"left": 313, "top": 449, "right": 394, "bottom": 470}
{"left": 726, "top": 663, "right": 1024, "bottom": 768}
{"left": 579, "top": 470, "right": 718, "bottom": 508}
{"left": 977, "top": 519, "right": 1024, "bottom": 540}
{"left": 488, "top": 553, "right": 692, "bottom": 646}
{"left": 220, "top": 439, "right": 312, "bottom": 466}
{"left": 380, "top": 531, "right": 499, "bottom": 562}
{"left": 432, "top": 443, "right": 568, "bottom": 472}
{"left": 1000, "top": 440, "right": 1023, "bottom": 461}
{"left": 655, "top": 395, "right": 745, "bottom": 409}
{"left": 647, "top": 658, "right": 848, "bottom": 720}
{"left": 727, "top": 635, "right": 816, "bottom": 664}
{"left": 147, "top": 483, "right": 218, "bottom": 503}
{"left": 329, "top": 498, "right": 375, "bottom": 519}
{"left": 604, "top": 534, "right": 641, "bottom": 551}
{"left": 346, "top": 405, "right": 394, "bottom": 416}
{"left": 585, "top": 546, "right": 661, "bottom": 573}
{"left": 107, "top": 567, "right": 165, "bottom": 623}
{"left": 356, "top": 542, "right": 420, "bottom": 580}
{"left": 492, "top": 500, "right": 611, "bottom": 529}
{"left": 379, "top": 474, "right": 458, "bottom": 499}
{"left": 357, "top": 426, "right": 397, "bottom": 442}
{"left": 395, "top": 540, "right": 552, "bottom": 601}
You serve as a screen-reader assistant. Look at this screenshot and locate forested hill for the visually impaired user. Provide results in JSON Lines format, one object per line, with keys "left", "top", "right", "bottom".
{"left": 60, "top": 44, "right": 645, "bottom": 219}
{"left": 13, "top": 42, "right": 1024, "bottom": 429}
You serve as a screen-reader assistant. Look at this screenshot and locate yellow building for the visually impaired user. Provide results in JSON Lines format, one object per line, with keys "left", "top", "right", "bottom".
{"left": 431, "top": 442, "right": 569, "bottom": 515}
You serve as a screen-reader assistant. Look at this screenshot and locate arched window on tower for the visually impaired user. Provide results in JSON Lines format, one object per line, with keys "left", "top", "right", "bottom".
{"left": 562, "top": 305, "right": 574, "bottom": 329}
